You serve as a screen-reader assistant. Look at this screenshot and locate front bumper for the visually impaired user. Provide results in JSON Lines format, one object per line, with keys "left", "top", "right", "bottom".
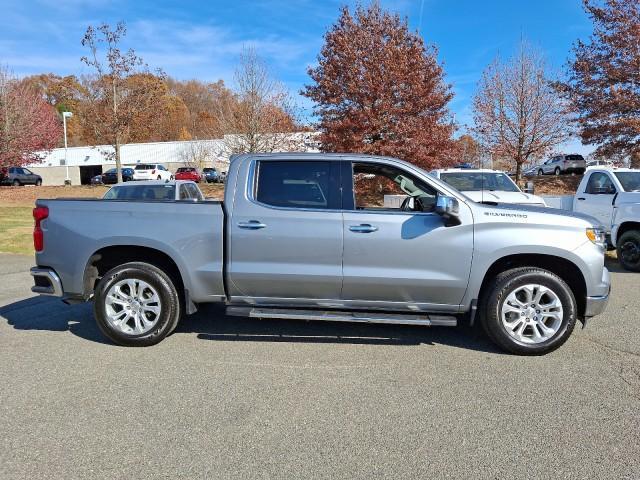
{"left": 584, "top": 267, "right": 611, "bottom": 318}
{"left": 30, "top": 267, "right": 64, "bottom": 297}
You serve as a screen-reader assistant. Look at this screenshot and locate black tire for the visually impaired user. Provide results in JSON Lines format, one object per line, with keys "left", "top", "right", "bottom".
{"left": 479, "top": 267, "right": 577, "bottom": 355}
{"left": 157, "top": 175, "right": 162, "bottom": 180}
{"left": 35, "top": 179, "right": 42, "bottom": 186}
{"left": 617, "top": 230, "right": 640, "bottom": 272}
{"left": 93, "top": 262, "right": 181, "bottom": 346}
{"left": 554, "top": 167, "right": 561, "bottom": 175}
{"left": 537, "top": 169, "right": 543, "bottom": 176}
{"left": 12, "top": 179, "right": 20, "bottom": 186}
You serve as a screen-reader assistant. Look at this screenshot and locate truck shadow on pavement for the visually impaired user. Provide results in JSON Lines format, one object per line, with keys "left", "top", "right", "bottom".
{"left": 0, "top": 296, "right": 110, "bottom": 344}
{"left": 185, "top": 304, "right": 503, "bottom": 353}
{"left": 0, "top": 297, "right": 503, "bottom": 354}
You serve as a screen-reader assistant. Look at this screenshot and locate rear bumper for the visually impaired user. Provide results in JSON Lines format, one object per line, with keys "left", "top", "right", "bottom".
{"left": 584, "top": 268, "right": 611, "bottom": 318}
{"left": 30, "top": 267, "right": 64, "bottom": 297}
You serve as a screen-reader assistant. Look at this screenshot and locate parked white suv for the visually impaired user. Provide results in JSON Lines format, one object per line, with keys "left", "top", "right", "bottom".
{"left": 536, "top": 154, "right": 586, "bottom": 176}
{"left": 132, "top": 163, "right": 173, "bottom": 181}
{"left": 430, "top": 168, "right": 547, "bottom": 206}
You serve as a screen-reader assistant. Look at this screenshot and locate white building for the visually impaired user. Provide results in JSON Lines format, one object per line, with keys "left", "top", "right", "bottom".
{"left": 28, "top": 132, "right": 321, "bottom": 185}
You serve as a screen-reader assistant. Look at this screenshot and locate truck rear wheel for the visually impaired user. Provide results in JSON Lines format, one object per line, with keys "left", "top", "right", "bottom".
{"left": 617, "top": 230, "right": 640, "bottom": 272}
{"left": 94, "top": 262, "right": 181, "bottom": 346}
{"left": 480, "top": 267, "right": 577, "bottom": 355}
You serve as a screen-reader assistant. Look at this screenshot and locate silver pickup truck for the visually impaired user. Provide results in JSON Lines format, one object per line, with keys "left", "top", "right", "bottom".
{"left": 30, "top": 153, "right": 611, "bottom": 355}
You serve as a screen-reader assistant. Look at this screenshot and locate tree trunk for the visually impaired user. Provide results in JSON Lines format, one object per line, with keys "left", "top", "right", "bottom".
{"left": 515, "top": 160, "right": 522, "bottom": 184}
{"left": 630, "top": 151, "right": 640, "bottom": 169}
{"left": 115, "top": 133, "right": 122, "bottom": 183}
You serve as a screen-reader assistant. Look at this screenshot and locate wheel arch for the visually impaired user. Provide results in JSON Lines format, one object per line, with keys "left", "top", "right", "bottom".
{"left": 615, "top": 221, "right": 640, "bottom": 244}
{"left": 83, "top": 245, "right": 186, "bottom": 303}
{"left": 478, "top": 254, "right": 587, "bottom": 318}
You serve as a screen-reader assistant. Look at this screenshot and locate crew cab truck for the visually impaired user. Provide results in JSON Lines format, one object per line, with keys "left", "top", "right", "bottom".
{"left": 30, "top": 153, "right": 611, "bottom": 355}
{"left": 544, "top": 167, "right": 640, "bottom": 271}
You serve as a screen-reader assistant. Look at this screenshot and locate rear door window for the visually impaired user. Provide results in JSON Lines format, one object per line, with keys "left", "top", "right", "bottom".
{"left": 255, "top": 161, "right": 338, "bottom": 209}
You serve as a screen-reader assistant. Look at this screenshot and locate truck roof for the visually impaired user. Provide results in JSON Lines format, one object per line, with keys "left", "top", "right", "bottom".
{"left": 431, "top": 168, "right": 505, "bottom": 174}
{"left": 112, "top": 180, "right": 196, "bottom": 186}
{"left": 585, "top": 166, "right": 639, "bottom": 172}
{"left": 230, "top": 152, "right": 405, "bottom": 163}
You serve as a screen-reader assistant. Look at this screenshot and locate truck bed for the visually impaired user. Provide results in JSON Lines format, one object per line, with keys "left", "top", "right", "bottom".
{"left": 34, "top": 198, "right": 227, "bottom": 303}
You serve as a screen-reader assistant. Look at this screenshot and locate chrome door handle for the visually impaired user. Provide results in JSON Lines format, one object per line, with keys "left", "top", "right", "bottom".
{"left": 238, "top": 220, "right": 267, "bottom": 230}
{"left": 349, "top": 224, "right": 378, "bottom": 233}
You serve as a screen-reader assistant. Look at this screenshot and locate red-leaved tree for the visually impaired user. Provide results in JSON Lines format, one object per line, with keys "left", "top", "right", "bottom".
{"left": 562, "top": 0, "right": 640, "bottom": 166}
{"left": 0, "top": 67, "right": 62, "bottom": 168}
{"left": 303, "top": 3, "right": 457, "bottom": 170}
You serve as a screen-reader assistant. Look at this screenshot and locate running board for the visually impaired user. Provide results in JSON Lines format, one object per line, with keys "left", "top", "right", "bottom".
{"left": 226, "top": 306, "right": 457, "bottom": 327}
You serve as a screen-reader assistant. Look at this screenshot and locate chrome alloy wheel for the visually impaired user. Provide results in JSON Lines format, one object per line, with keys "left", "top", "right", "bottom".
{"left": 500, "top": 284, "right": 563, "bottom": 344}
{"left": 105, "top": 279, "right": 162, "bottom": 335}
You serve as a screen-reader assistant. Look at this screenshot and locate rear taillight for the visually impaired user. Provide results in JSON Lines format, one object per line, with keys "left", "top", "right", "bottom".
{"left": 33, "top": 206, "right": 48, "bottom": 252}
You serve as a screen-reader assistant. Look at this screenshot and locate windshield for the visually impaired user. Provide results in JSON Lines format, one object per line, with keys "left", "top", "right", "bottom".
{"left": 614, "top": 172, "right": 640, "bottom": 192}
{"left": 439, "top": 172, "right": 520, "bottom": 192}
{"left": 104, "top": 184, "right": 176, "bottom": 201}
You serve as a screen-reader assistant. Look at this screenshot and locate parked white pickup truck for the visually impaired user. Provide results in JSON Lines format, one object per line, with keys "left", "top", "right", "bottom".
{"left": 430, "top": 168, "right": 547, "bottom": 206}
{"left": 544, "top": 167, "right": 640, "bottom": 271}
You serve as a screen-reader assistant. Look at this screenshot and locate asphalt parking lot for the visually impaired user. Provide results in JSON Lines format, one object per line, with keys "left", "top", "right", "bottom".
{"left": 1, "top": 253, "right": 639, "bottom": 479}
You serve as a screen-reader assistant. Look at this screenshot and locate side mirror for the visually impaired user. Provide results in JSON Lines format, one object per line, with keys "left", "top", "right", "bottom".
{"left": 523, "top": 181, "right": 535, "bottom": 194}
{"left": 435, "top": 195, "right": 460, "bottom": 225}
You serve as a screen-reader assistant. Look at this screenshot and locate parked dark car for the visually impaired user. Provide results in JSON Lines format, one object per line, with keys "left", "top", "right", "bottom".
{"left": 0, "top": 166, "right": 42, "bottom": 186}
{"left": 102, "top": 167, "right": 134, "bottom": 184}
{"left": 175, "top": 167, "right": 202, "bottom": 183}
{"left": 202, "top": 167, "right": 220, "bottom": 183}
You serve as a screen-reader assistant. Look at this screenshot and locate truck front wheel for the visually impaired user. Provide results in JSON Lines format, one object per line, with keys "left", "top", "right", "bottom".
{"left": 480, "top": 267, "right": 577, "bottom": 355}
{"left": 617, "top": 230, "right": 640, "bottom": 272}
{"left": 94, "top": 262, "right": 181, "bottom": 346}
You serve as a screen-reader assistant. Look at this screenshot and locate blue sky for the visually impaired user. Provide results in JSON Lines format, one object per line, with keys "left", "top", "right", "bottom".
{"left": 2, "top": 0, "right": 594, "bottom": 153}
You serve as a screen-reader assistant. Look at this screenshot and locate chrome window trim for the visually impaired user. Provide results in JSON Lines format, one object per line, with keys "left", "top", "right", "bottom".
{"left": 246, "top": 157, "right": 448, "bottom": 217}
{"left": 247, "top": 159, "right": 342, "bottom": 214}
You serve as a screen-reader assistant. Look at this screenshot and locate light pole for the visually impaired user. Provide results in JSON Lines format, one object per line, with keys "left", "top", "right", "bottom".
{"left": 62, "top": 111, "right": 73, "bottom": 185}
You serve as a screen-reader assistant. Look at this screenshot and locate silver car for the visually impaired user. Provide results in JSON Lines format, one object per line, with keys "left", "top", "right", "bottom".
{"left": 537, "top": 155, "right": 586, "bottom": 176}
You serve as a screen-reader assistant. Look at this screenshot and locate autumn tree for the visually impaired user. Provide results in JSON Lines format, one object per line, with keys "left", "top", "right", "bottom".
{"left": 81, "top": 22, "right": 166, "bottom": 182}
{"left": 303, "top": 3, "right": 456, "bottom": 169}
{"left": 20, "top": 73, "right": 86, "bottom": 145}
{"left": 455, "top": 134, "right": 483, "bottom": 167}
{"left": 167, "top": 78, "right": 235, "bottom": 139}
{"left": 116, "top": 73, "right": 190, "bottom": 143}
{"left": 218, "top": 47, "right": 298, "bottom": 154}
{"left": 0, "top": 67, "right": 62, "bottom": 168}
{"left": 562, "top": 0, "right": 640, "bottom": 167}
{"left": 473, "top": 42, "right": 571, "bottom": 181}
